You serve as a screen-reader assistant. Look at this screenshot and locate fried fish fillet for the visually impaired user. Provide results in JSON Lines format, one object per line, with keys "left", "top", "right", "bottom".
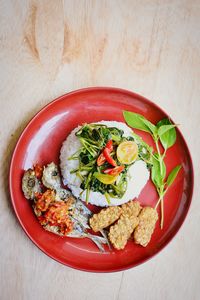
{"left": 89, "top": 206, "right": 122, "bottom": 232}
{"left": 133, "top": 207, "right": 158, "bottom": 247}
{"left": 121, "top": 200, "right": 142, "bottom": 217}
{"left": 108, "top": 215, "right": 139, "bottom": 250}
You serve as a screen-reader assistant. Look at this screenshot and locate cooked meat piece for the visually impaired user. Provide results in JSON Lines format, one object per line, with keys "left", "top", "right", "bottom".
{"left": 22, "top": 169, "right": 42, "bottom": 200}
{"left": 108, "top": 215, "right": 139, "bottom": 250}
{"left": 121, "top": 200, "right": 142, "bottom": 217}
{"left": 89, "top": 206, "right": 122, "bottom": 232}
{"left": 134, "top": 207, "right": 158, "bottom": 247}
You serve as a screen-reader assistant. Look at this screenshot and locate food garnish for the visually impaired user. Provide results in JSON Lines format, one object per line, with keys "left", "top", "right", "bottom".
{"left": 69, "top": 123, "right": 151, "bottom": 204}
{"left": 116, "top": 140, "right": 138, "bottom": 165}
{"left": 103, "top": 165, "right": 124, "bottom": 175}
{"left": 123, "top": 111, "right": 182, "bottom": 228}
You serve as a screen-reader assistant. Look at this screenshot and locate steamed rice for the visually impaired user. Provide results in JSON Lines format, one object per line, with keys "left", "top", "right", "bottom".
{"left": 60, "top": 121, "right": 149, "bottom": 206}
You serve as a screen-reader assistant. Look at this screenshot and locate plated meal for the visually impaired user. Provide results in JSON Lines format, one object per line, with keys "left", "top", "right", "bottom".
{"left": 10, "top": 87, "right": 193, "bottom": 271}
{"left": 21, "top": 112, "right": 181, "bottom": 251}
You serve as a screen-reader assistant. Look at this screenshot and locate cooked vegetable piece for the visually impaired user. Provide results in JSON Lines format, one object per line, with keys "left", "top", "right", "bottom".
{"left": 93, "top": 172, "right": 118, "bottom": 184}
{"left": 103, "top": 148, "right": 117, "bottom": 166}
{"left": 70, "top": 123, "right": 150, "bottom": 202}
{"left": 105, "top": 139, "right": 113, "bottom": 151}
{"left": 103, "top": 165, "right": 124, "bottom": 175}
{"left": 97, "top": 152, "right": 106, "bottom": 166}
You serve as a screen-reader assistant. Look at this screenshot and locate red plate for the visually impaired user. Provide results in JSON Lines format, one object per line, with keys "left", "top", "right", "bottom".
{"left": 9, "top": 87, "right": 193, "bottom": 272}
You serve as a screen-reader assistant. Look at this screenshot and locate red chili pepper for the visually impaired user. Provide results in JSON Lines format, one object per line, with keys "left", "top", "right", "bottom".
{"left": 97, "top": 152, "right": 106, "bottom": 166}
{"left": 97, "top": 140, "right": 114, "bottom": 166}
{"left": 103, "top": 148, "right": 117, "bottom": 167}
{"left": 103, "top": 165, "right": 124, "bottom": 175}
{"left": 105, "top": 139, "right": 113, "bottom": 152}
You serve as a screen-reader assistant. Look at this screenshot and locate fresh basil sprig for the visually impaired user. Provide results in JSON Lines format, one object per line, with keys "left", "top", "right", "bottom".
{"left": 123, "top": 110, "right": 182, "bottom": 228}
{"left": 156, "top": 118, "right": 177, "bottom": 150}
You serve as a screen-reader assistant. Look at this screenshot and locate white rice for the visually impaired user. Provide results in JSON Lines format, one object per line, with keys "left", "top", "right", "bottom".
{"left": 60, "top": 121, "right": 149, "bottom": 206}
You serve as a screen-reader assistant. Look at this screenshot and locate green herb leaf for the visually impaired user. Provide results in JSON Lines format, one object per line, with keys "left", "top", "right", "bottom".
{"left": 123, "top": 111, "right": 156, "bottom": 135}
{"left": 158, "top": 124, "right": 176, "bottom": 136}
{"left": 166, "top": 165, "right": 182, "bottom": 188}
{"left": 156, "top": 118, "right": 176, "bottom": 150}
{"left": 151, "top": 154, "right": 166, "bottom": 189}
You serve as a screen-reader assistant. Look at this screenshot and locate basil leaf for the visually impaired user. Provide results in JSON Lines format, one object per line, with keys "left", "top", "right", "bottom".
{"left": 151, "top": 153, "right": 166, "bottom": 189}
{"left": 156, "top": 118, "right": 176, "bottom": 150}
{"left": 123, "top": 111, "right": 156, "bottom": 135}
{"left": 166, "top": 165, "right": 182, "bottom": 188}
{"left": 142, "top": 118, "right": 157, "bottom": 136}
{"left": 158, "top": 124, "right": 176, "bottom": 136}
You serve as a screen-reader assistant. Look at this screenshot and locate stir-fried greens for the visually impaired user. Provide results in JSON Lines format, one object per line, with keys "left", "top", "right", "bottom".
{"left": 69, "top": 123, "right": 151, "bottom": 203}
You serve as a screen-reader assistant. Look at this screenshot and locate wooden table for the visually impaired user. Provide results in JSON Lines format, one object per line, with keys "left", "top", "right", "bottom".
{"left": 1, "top": 1, "right": 199, "bottom": 299}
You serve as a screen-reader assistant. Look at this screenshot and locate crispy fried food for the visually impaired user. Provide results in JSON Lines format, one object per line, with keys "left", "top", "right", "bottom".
{"left": 134, "top": 207, "right": 158, "bottom": 247}
{"left": 121, "top": 200, "right": 142, "bottom": 217}
{"left": 109, "top": 215, "right": 139, "bottom": 250}
{"left": 89, "top": 206, "right": 122, "bottom": 232}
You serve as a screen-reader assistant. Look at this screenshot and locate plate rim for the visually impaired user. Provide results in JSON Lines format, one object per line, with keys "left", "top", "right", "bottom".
{"left": 9, "top": 86, "right": 194, "bottom": 272}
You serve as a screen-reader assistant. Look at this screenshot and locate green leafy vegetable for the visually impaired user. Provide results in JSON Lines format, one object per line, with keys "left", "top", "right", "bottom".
{"left": 123, "top": 110, "right": 181, "bottom": 229}
{"left": 123, "top": 111, "right": 156, "bottom": 135}
{"left": 166, "top": 165, "right": 182, "bottom": 187}
{"left": 157, "top": 124, "right": 176, "bottom": 137}
{"left": 151, "top": 153, "right": 166, "bottom": 189}
{"left": 70, "top": 123, "right": 144, "bottom": 203}
{"left": 156, "top": 118, "right": 176, "bottom": 150}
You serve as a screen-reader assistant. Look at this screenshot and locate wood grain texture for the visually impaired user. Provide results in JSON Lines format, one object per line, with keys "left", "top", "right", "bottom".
{"left": 0, "top": 0, "right": 200, "bottom": 299}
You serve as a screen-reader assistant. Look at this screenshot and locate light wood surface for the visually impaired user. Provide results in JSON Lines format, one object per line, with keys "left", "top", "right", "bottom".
{"left": 0, "top": 1, "right": 200, "bottom": 299}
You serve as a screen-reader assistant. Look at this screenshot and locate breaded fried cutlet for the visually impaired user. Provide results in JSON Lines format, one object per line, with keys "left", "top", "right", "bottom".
{"left": 109, "top": 215, "right": 139, "bottom": 250}
{"left": 89, "top": 206, "right": 122, "bottom": 232}
{"left": 134, "top": 207, "right": 158, "bottom": 247}
{"left": 121, "top": 200, "right": 142, "bottom": 217}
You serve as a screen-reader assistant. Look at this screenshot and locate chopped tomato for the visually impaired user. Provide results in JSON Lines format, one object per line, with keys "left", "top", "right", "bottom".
{"left": 103, "top": 165, "right": 124, "bottom": 175}
{"left": 97, "top": 152, "right": 106, "bottom": 166}
{"left": 34, "top": 164, "right": 43, "bottom": 179}
{"left": 103, "top": 148, "right": 117, "bottom": 167}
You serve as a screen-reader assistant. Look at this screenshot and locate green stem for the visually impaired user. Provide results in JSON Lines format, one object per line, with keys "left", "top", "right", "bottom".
{"left": 155, "top": 193, "right": 163, "bottom": 209}
{"left": 105, "top": 192, "right": 111, "bottom": 204}
{"left": 86, "top": 187, "right": 90, "bottom": 204}
{"left": 162, "top": 148, "right": 167, "bottom": 160}
{"left": 155, "top": 186, "right": 168, "bottom": 228}
{"left": 155, "top": 138, "right": 164, "bottom": 177}
{"left": 160, "top": 198, "right": 164, "bottom": 229}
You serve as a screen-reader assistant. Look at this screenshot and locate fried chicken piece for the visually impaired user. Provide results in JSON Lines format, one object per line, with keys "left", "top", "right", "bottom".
{"left": 121, "top": 200, "right": 142, "bottom": 217}
{"left": 109, "top": 215, "right": 139, "bottom": 250}
{"left": 134, "top": 207, "right": 158, "bottom": 247}
{"left": 89, "top": 206, "right": 122, "bottom": 232}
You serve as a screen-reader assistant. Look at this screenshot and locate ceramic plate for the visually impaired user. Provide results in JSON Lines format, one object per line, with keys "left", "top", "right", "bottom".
{"left": 9, "top": 87, "right": 193, "bottom": 272}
